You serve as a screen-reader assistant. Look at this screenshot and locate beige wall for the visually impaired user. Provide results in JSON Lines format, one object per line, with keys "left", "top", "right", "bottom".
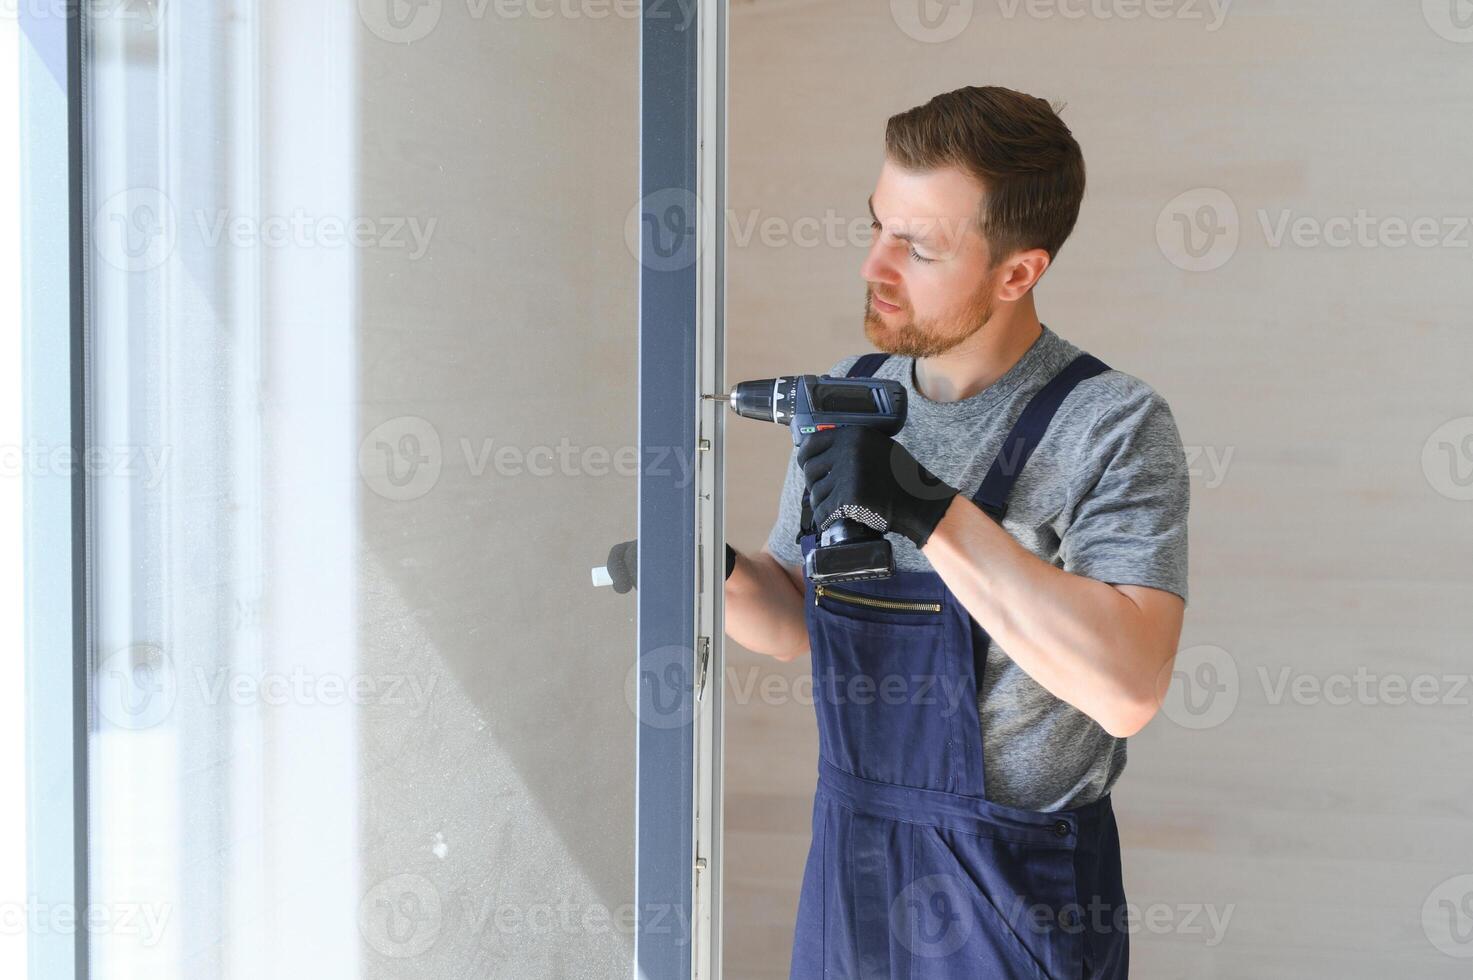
{"left": 724, "top": 1, "right": 1473, "bottom": 976}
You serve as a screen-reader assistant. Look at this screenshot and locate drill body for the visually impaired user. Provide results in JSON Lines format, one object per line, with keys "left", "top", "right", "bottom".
{"left": 726, "top": 371, "right": 908, "bottom": 582}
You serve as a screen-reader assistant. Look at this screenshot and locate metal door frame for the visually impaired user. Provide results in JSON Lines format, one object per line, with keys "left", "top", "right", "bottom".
{"left": 638, "top": 0, "right": 727, "bottom": 977}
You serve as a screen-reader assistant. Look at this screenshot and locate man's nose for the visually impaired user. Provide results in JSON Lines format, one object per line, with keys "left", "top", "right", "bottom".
{"left": 860, "top": 238, "right": 900, "bottom": 285}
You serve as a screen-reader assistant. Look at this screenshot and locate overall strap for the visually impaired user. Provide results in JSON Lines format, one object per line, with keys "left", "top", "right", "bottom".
{"left": 845, "top": 352, "right": 890, "bottom": 379}
{"left": 971, "top": 353, "right": 1110, "bottom": 522}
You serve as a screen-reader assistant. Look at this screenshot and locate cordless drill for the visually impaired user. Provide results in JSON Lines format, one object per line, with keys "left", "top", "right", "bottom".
{"left": 715, "top": 370, "right": 908, "bottom": 583}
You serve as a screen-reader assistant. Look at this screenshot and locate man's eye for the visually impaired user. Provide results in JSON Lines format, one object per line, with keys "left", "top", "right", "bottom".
{"left": 872, "top": 220, "right": 934, "bottom": 263}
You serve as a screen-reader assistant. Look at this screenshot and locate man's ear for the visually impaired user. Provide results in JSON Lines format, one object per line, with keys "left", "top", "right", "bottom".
{"left": 996, "top": 247, "right": 1051, "bottom": 301}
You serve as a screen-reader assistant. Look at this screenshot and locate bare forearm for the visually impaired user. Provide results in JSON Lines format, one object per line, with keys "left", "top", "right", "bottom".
{"left": 723, "top": 549, "right": 810, "bottom": 661}
{"left": 921, "top": 496, "right": 1175, "bottom": 736}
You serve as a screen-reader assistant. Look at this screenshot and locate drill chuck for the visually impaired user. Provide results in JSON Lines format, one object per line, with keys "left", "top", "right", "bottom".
{"left": 728, "top": 378, "right": 795, "bottom": 424}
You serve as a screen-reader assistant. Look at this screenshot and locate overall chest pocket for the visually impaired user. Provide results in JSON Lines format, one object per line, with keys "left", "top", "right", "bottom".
{"left": 804, "top": 581, "right": 970, "bottom": 791}
{"left": 814, "top": 582, "right": 944, "bottom": 617}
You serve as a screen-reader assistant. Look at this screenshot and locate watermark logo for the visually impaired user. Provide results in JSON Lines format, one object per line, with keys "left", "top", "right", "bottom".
{"left": 0, "top": 899, "right": 172, "bottom": 945}
{"left": 359, "top": 873, "right": 443, "bottom": 958}
{"left": 195, "top": 209, "right": 436, "bottom": 259}
{"left": 625, "top": 188, "right": 712, "bottom": 273}
{"left": 1166, "top": 189, "right": 1473, "bottom": 269}
{"left": 96, "top": 644, "right": 177, "bottom": 731}
{"left": 1159, "top": 643, "right": 1237, "bottom": 730}
{"left": 625, "top": 644, "right": 695, "bottom": 731}
{"left": 1185, "top": 444, "right": 1234, "bottom": 489}
{"left": 1, "top": 0, "right": 164, "bottom": 28}
{"left": 105, "top": 0, "right": 164, "bottom": 29}
{"left": 1259, "top": 666, "right": 1473, "bottom": 708}
{"left": 1004, "top": 893, "right": 1235, "bottom": 946}
{"left": 1157, "top": 188, "right": 1239, "bottom": 272}
{"left": 891, "top": 873, "right": 974, "bottom": 958}
{"left": 359, "top": 0, "right": 443, "bottom": 42}
{"left": 0, "top": 442, "right": 170, "bottom": 487}
{"left": 1424, "top": 874, "right": 1473, "bottom": 957}
{"left": 94, "top": 187, "right": 178, "bottom": 273}
{"left": 192, "top": 666, "right": 439, "bottom": 712}
{"left": 93, "top": 189, "right": 436, "bottom": 270}
{"left": 891, "top": 441, "right": 970, "bottom": 503}
{"left": 890, "top": 0, "right": 974, "bottom": 43}
{"left": 1423, "top": 0, "right": 1473, "bottom": 42}
{"left": 359, "top": 416, "right": 444, "bottom": 501}
{"left": 995, "top": 0, "right": 1231, "bottom": 31}
{"left": 713, "top": 665, "right": 972, "bottom": 714}
{"left": 1422, "top": 416, "right": 1473, "bottom": 501}
{"left": 1258, "top": 209, "right": 1472, "bottom": 250}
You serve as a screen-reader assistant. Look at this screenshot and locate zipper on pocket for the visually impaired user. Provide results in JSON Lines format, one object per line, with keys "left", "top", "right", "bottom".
{"left": 813, "top": 583, "right": 942, "bottom": 613}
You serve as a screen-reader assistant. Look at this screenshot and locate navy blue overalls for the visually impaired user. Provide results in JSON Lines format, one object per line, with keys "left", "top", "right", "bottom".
{"left": 788, "top": 351, "right": 1129, "bottom": 980}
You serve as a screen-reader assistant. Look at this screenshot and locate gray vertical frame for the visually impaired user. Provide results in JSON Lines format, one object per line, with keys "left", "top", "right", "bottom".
{"left": 637, "top": 0, "right": 702, "bottom": 977}
{"left": 19, "top": 2, "right": 89, "bottom": 980}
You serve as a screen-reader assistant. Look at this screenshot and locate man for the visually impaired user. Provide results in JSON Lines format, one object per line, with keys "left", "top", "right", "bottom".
{"left": 724, "top": 86, "right": 1189, "bottom": 978}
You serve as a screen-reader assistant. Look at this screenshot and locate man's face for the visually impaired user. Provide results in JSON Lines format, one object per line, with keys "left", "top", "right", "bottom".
{"left": 861, "top": 159, "right": 1002, "bottom": 358}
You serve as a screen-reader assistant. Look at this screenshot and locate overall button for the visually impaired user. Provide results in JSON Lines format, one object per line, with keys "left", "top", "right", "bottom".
{"left": 1053, "top": 819, "right": 1071, "bottom": 838}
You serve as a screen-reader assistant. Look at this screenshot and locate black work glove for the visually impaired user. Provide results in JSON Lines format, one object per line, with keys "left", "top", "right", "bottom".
{"left": 797, "top": 426, "right": 959, "bottom": 549}
{"left": 605, "top": 539, "right": 738, "bottom": 594}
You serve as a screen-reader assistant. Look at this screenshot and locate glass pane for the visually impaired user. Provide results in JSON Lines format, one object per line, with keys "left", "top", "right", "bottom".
{"left": 85, "top": 3, "right": 639, "bottom": 976}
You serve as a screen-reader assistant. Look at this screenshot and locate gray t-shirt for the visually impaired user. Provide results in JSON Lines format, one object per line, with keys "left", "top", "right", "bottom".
{"left": 765, "top": 323, "right": 1190, "bottom": 812}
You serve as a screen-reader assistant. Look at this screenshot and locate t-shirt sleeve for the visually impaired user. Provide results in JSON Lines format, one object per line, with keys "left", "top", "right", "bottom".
{"left": 1059, "top": 383, "right": 1190, "bottom": 605}
{"left": 763, "top": 354, "right": 862, "bottom": 569}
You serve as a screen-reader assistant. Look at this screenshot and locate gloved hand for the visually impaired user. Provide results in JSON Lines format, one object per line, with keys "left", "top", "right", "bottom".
{"left": 604, "top": 539, "right": 738, "bottom": 594}
{"left": 797, "top": 426, "right": 959, "bottom": 549}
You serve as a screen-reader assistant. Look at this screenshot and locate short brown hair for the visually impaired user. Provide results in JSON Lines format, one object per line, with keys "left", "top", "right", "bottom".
{"left": 885, "top": 86, "right": 1085, "bottom": 266}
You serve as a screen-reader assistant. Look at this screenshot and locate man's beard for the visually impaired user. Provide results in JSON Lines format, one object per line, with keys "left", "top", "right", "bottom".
{"left": 862, "top": 278, "right": 994, "bottom": 358}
